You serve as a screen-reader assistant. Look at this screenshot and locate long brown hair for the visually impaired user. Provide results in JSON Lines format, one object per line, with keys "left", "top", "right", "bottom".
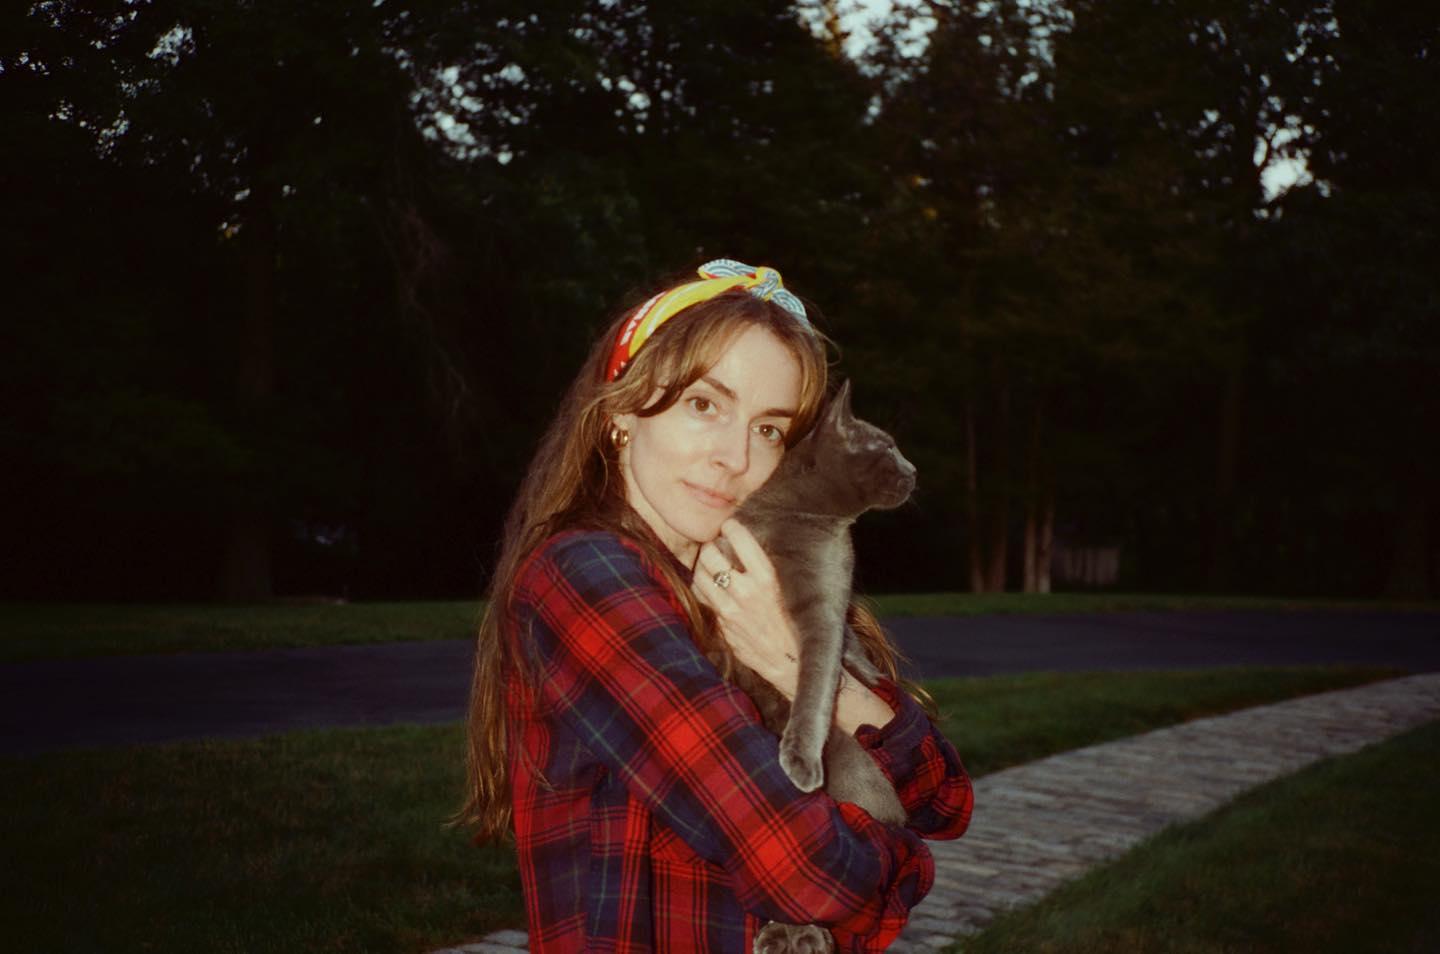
{"left": 458, "top": 285, "right": 909, "bottom": 842}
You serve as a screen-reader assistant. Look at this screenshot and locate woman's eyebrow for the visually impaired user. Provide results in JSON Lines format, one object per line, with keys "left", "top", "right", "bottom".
{"left": 699, "top": 374, "right": 738, "bottom": 402}
{"left": 699, "top": 375, "right": 797, "bottom": 419}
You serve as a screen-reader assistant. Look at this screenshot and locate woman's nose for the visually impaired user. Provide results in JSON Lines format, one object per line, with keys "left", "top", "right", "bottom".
{"left": 710, "top": 420, "right": 749, "bottom": 474}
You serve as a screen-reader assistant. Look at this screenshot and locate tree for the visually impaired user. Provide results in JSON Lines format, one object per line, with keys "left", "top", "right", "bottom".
{"left": 3, "top": 0, "right": 896, "bottom": 599}
{"left": 855, "top": 0, "right": 1073, "bottom": 592}
{"left": 1243, "top": 0, "right": 1440, "bottom": 596}
{"left": 4, "top": 0, "right": 505, "bottom": 599}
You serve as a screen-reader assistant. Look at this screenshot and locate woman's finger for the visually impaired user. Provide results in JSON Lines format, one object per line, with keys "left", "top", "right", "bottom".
{"left": 694, "top": 543, "right": 738, "bottom": 598}
{"left": 697, "top": 541, "right": 748, "bottom": 593}
{"left": 693, "top": 567, "right": 738, "bottom": 613}
{"left": 716, "top": 519, "right": 775, "bottom": 585}
{"left": 695, "top": 540, "right": 730, "bottom": 575}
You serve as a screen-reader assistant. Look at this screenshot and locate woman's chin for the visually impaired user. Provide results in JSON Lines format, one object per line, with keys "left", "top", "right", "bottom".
{"left": 679, "top": 514, "right": 727, "bottom": 547}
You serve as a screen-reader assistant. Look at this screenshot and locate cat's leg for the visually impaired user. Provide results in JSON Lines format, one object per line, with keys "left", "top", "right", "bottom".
{"left": 823, "top": 725, "right": 906, "bottom": 825}
{"left": 840, "top": 623, "right": 882, "bottom": 685}
{"left": 778, "top": 600, "right": 846, "bottom": 793}
{"left": 754, "top": 922, "right": 835, "bottom": 954}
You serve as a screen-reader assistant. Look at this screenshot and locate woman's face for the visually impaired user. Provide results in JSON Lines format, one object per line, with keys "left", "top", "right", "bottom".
{"left": 615, "top": 324, "right": 804, "bottom": 566}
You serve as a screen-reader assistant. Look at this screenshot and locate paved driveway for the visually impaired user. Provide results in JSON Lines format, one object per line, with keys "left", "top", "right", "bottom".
{"left": 2, "top": 611, "right": 1435, "bottom": 755}
{"left": 887, "top": 610, "right": 1440, "bottom": 677}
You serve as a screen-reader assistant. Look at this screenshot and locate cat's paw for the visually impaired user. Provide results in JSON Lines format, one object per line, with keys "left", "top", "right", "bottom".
{"left": 779, "top": 737, "right": 825, "bottom": 793}
{"left": 754, "top": 922, "right": 835, "bottom": 954}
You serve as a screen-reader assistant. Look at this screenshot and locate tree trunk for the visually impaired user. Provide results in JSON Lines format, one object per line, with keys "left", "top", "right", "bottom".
{"left": 1022, "top": 399, "right": 1042, "bottom": 593}
{"left": 819, "top": 0, "right": 846, "bottom": 59}
{"left": 1385, "top": 483, "right": 1433, "bottom": 599}
{"left": 1032, "top": 393, "right": 1055, "bottom": 594}
{"left": 985, "top": 507, "right": 1008, "bottom": 592}
{"left": 220, "top": 515, "right": 272, "bottom": 603}
{"left": 983, "top": 381, "right": 1010, "bottom": 593}
{"left": 219, "top": 169, "right": 278, "bottom": 602}
{"left": 1207, "top": 364, "right": 1242, "bottom": 591}
{"left": 964, "top": 399, "right": 986, "bottom": 592}
{"left": 1037, "top": 488, "right": 1054, "bottom": 594}
{"left": 1022, "top": 506, "right": 1037, "bottom": 592}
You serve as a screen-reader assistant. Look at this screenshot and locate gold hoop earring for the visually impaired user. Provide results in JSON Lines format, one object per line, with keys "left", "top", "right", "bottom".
{"left": 610, "top": 425, "right": 630, "bottom": 449}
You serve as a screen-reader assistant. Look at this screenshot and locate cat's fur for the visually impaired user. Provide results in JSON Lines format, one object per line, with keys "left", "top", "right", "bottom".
{"left": 714, "top": 380, "right": 918, "bottom": 954}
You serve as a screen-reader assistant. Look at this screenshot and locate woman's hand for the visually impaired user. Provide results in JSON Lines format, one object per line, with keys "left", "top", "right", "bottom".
{"left": 695, "top": 519, "right": 897, "bottom": 733}
{"left": 693, "top": 518, "right": 800, "bottom": 699}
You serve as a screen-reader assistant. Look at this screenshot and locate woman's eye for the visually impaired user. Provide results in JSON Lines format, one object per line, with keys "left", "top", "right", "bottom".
{"left": 755, "top": 423, "right": 786, "bottom": 445}
{"left": 687, "top": 396, "right": 714, "bottom": 415}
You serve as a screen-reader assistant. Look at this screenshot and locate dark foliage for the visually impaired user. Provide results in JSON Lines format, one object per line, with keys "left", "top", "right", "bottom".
{"left": 2, "top": 0, "right": 1434, "bottom": 600}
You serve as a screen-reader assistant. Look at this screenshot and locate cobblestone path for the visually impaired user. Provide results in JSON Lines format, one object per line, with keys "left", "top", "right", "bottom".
{"left": 434, "top": 673, "right": 1440, "bottom": 954}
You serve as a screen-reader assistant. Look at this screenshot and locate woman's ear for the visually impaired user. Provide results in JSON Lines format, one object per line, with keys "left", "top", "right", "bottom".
{"left": 610, "top": 412, "right": 637, "bottom": 449}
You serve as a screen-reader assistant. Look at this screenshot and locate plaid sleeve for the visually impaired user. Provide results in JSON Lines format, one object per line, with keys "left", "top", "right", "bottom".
{"left": 515, "top": 531, "right": 935, "bottom": 949}
{"left": 854, "top": 681, "right": 975, "bottom": 841}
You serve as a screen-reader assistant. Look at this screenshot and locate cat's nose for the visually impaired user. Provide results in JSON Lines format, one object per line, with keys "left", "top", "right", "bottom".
{"left": 896, "top": 459, "right": 917, "bottom": 495}
{"left": 896, "top": 456, "right": 917, "bottom": 485}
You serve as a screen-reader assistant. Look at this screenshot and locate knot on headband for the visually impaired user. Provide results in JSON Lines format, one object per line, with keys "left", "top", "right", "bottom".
{"left": 604, "top": 258, "right": 811, "bottom": 382}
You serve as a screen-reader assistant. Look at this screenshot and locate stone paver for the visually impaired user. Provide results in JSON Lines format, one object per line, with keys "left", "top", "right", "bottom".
{"left": 439, "top": 673, "right": 1440, "bottom": 953}
{"left": 886, "top": 672, "right": 1440, "bottom": 950}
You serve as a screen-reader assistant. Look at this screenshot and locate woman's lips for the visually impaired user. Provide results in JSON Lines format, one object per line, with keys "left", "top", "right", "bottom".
{"left": 684, "top": 481, "right": 736, "bottom": 509}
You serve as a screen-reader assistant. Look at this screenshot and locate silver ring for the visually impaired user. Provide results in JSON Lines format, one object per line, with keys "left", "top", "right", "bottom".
{"left": 713, "top": 570, "right": 732, "bottom": 590}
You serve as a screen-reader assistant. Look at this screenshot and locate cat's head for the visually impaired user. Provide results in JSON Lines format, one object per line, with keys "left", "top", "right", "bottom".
{"left": 793, "top": 380, "right": 917, "bottom": 514}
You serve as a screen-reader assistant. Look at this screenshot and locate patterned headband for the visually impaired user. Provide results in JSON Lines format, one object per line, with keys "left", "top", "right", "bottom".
{"left": 603, "top": 258, "right": 811, "bottom": 382}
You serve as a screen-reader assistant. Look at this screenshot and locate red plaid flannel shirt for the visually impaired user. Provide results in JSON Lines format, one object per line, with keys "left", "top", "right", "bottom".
{"left": 504, "top": 530, "right": 973, "bottom": 953}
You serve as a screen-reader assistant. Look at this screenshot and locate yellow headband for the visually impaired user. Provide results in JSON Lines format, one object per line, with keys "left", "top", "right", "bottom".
{"left": 604, "top": 259, "right": 810, "bottom": 382}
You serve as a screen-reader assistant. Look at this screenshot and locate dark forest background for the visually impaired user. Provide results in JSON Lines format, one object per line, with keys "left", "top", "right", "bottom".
{"left": 3, "top": 0, "right": 1435, "bottom": 602}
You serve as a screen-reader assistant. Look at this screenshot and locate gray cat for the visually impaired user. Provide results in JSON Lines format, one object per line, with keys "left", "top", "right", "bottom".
{"left": 715, "top": 380, "right": 918, "bottom": 954}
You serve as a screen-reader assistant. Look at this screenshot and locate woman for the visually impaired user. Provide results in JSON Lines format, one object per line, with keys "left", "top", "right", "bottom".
{"left": 461, "top": 260, "right": 973, "bottom": 953}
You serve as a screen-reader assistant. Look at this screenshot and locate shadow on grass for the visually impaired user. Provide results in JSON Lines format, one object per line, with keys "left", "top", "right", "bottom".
{"left": 1, "top": 724, "right": 517, "bottom": 954}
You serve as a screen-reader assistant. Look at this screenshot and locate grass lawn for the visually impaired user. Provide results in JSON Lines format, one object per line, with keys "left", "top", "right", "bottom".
{"left": 4, "top": 595, "right": 1433, "bottom": 662}
{"left": 918, "top": 666, "right": 1403, "bottom": 777}
{"left": 951, "top": 718, "right": 1440, "bottom": 954}
{"left": 0, "top": 600, "right": 484, "bottom": 662}
{"left": 0, "top": 666, "right": 1401, "bottom": 954}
